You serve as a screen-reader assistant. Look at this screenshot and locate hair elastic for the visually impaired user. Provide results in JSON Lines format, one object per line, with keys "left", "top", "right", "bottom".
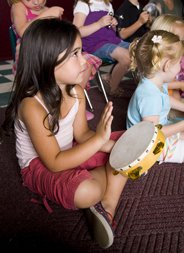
{"left": 151, "top": 35, "right": 162, "bottom": 44}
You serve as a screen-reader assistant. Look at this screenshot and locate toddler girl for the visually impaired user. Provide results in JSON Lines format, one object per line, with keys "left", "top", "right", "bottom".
{"left": 2, "top": 18, "right": 127, "bottom": 249}
{"left": 73, "top": 0, "right": 131, "bottom": 98}
{"left": 127, "top": 30, "right": 184, "bottom": 164}
{"left": 151, "top": 14, "right": 184, "bottom": 107}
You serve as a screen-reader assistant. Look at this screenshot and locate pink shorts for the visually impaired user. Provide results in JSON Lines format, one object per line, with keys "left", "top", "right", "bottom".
{"left": 21, "top": 131, "right": 124, "bottom": 210}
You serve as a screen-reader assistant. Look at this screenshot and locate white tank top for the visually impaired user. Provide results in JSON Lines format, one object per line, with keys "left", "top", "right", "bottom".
{"left": 14, "top": 88, "right": 79, "bottom": 169}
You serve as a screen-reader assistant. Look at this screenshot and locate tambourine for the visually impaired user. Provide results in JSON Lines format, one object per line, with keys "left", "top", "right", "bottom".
{"left": 107, "top": 12, "right": 124, "bottom": 31}
{"left": 109, "top": 121, "right": 165, "bottom": 180}
{"left": 143, "top": 3, "right": 160, "bottom": 25}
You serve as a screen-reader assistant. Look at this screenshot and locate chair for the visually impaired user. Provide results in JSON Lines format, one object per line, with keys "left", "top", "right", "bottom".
{"left": 9, "top": 26, "right": 17, "bottom": 62}
{"left": 84, "top": 89, "right": 94, "bottom": 112}
{"left": 84, "top": 58, "right": 116, "bottom": 111}
{"left": 96, "top": 58, "right": 116, "bottom": 103}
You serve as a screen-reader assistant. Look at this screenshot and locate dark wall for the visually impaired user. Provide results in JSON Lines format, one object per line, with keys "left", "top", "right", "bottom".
{"left": 0, "top": 0, "right": 149, "bottom": 61}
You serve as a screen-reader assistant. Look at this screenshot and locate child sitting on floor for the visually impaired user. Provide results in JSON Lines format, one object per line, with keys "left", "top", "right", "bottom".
{"left": 151, "top": 14, "right": 184, "bottom": 108}
{"left": 2, "top": 18, "right": 127, "bottom": 249}
{"left": 127, "top": 30, "right": 184, "bottom": 164}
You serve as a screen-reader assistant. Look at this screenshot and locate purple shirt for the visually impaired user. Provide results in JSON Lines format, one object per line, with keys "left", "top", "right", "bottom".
{"left": 82, "top": 7, "right": 121, "bottom": 54}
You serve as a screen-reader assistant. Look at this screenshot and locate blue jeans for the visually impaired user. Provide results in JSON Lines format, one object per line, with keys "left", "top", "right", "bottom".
{"left": 93, "top": 40, "right": 130, "bottom": 60}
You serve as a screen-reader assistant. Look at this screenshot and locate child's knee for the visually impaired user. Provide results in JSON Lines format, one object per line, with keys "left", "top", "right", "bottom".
{"left": 74, "top": 178, "right": 105, "bottom": 208}
{"left": 115, "top": 49, "right": 130, "bottom": 66}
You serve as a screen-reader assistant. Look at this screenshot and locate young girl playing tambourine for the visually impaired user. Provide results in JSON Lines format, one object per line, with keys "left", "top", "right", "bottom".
{"left": 127, "top": 30, "right": 184, "bottom": 163}
{"left": 2, "top": 18, "right": 127, "bottom": 249}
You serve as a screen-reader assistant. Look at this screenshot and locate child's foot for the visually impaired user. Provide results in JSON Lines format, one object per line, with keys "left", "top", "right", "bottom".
{"left": 93, "top": 74, "right": 111, "bottom": 93}
{"left": 86, "top": 110, "right": 94, "bottom": 121}
{"left": 85, "top": 201, "right": 116, "bottom": 249}
{"left": 108, "top": 87, "right": 124, "bottom": 98}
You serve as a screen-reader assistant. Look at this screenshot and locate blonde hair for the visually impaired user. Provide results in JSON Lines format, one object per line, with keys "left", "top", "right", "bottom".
{"left": 73, "top": 0, "right": 112, "bottom": 8}
{"left": 151, "top": 14, "right": 184, "bottom": 32}
{"left": 129, "top": 30, "right": 184, "bottom": 78}
{"left": 8, "top": 0, "right": 47, "bottom": 6}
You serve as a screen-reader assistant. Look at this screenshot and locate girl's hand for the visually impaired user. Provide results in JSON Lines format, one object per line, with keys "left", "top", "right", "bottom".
{"left": 96, "top": 102, "right": 114, "bottom": 144}
{"left": 41, "top": 6, "right": 64, "bottom": 19}
{"left": 111, "top": 17, "right": 118, "bottom": 28}
{"left": 98, "top": 14, "right": 112, "bottom": 28}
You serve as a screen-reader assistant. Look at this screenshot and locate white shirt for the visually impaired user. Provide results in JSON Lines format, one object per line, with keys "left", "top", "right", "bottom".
{"left": 14, "top": 89, "right": 79, "bottom": 169}
{"left": 73, "top": 0, "right": 114, "bottom": 16}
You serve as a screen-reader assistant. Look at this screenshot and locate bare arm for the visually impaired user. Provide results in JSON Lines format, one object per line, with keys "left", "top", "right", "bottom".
{"left": 73, "top": 86, "right": 115, "bottom": 153}
{"left": 142, "top": 115, "right": 184, "bottom": 138}
{"left": 73, "top": 12, "right": 112, "bottom": 37}
{"left": 169, "top": 95, "right": 184, "bottom": 111}
{"left": 13, "top": 2, "right": 64, "bottom": 37}
{"left": 119, "top": 11, "right": 148, "bottom": 40}
{"left": 167, "top": 80, "right": 184, "bottom": 91}
{"left": 19, "top": 86, "right": 113, "bottom": 172}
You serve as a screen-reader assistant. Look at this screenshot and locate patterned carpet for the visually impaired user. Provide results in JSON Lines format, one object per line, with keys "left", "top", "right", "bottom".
{"left": 1, "top": 78, "right": 184, "bottom": 252}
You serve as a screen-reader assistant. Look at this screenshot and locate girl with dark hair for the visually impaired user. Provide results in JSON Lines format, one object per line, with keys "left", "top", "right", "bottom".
{"left": 2, "top": 18, "right": 127, "bottom": 249}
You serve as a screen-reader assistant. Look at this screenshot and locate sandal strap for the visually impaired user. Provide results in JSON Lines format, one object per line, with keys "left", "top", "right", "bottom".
{"left": 106, "top": 211, "right": 113, "bottom": 220}
{"left": 106, "top": 211, "right": 117, "bottom": 230}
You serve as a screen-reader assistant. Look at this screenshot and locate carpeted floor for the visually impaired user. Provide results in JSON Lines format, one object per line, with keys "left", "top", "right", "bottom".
{"left": 1, "top": 79, "right": 184, "bottom": 252}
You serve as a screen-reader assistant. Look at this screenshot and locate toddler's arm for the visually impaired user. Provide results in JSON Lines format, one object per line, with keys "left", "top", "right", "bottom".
{"left": 12, "top": 2, "right": 64, "bottom": 37}
{"left": 142, "top": 114, "right": 184, "bottom": 138}
{"left": 168, "top": 80, "right": 184, "bottom": 91}
{"left": 170, "top": 95, "right": 184, "bottom": 111}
